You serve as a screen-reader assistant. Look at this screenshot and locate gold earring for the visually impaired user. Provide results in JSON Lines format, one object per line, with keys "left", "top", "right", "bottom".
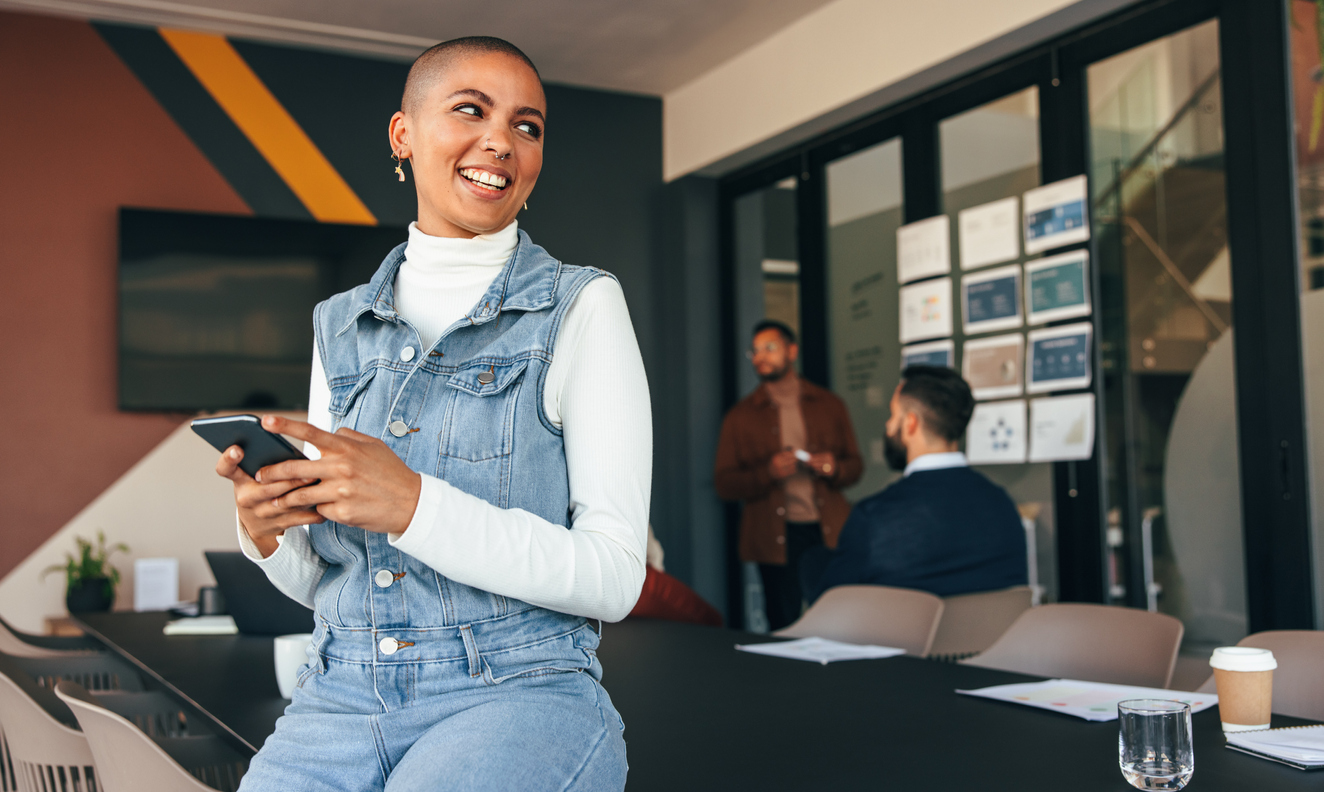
{"left": 524, "top": 201, "right": 529, "bottom": 210}
{"left": 392, "top": 152, "right": 406, "bottom": 182}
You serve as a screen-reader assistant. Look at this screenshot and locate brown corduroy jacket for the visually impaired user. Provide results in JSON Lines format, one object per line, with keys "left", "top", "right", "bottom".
{"left": 714, "top": 378, "right": 863, "bottom": 565}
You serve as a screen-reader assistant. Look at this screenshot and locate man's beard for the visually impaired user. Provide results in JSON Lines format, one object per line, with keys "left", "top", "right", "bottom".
{"left": 883, "top": 427, "right": 908, "bottom": 471}
{"left": 758, "top": 362, "right": 791, "bottom": 382}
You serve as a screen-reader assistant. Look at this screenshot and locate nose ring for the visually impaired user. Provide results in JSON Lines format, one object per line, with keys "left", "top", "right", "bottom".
{"left": 494, "top": 152, "right": 509, "bottom": 160}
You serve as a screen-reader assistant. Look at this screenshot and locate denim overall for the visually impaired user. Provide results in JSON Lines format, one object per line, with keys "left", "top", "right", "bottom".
{"left": 238, "top": 232, "right": 628, "bottom": 792}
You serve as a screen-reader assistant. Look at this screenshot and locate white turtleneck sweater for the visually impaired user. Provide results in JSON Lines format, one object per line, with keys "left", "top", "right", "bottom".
{"left": 237, "top": 221, "right": 652, "bottom": 622}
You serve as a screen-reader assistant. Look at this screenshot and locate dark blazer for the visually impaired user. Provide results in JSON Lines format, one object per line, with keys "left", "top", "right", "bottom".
{"left": 806, "top": 465, "right": 1027, "bottom": 601}
{"left": 714, "top": 379, "right": 862, "bottom": 565}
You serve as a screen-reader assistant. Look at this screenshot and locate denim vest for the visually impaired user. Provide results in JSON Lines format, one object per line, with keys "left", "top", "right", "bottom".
{"left": 307, "top": 231, "right": 606, "bottom": 641}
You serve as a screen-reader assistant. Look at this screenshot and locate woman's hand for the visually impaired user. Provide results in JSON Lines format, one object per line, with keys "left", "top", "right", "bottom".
{"left": 215, "top": 445, "right": 321, "bottom": 559}
{"left": 250, "top": 415, "right": 423, "bottom": 536}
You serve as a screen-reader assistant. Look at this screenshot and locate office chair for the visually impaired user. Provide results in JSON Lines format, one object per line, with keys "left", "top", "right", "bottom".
{"left": 775, "top": 585, "right": 944, "bottom": 656}
{"left": 963, "top": 603, "right": 1183, "bottom": 688}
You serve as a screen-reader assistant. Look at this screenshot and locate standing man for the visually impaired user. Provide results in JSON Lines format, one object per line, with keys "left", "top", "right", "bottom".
{"left": 714, "top": 320, "right": 862, "bottom": 630}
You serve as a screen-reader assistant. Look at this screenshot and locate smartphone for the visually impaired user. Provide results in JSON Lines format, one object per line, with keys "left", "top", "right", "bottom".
{"left": 191, "top": 414, "right": 308, "bottom": 478}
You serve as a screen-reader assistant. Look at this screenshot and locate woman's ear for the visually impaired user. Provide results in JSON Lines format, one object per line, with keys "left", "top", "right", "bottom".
{"left": 388, "top": 111, "right": 411, "bottom": 158}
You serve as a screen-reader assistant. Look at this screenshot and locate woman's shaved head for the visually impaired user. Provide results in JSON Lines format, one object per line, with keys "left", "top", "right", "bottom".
{"left": 402, "top": 36, "right": 541, "bottom": 115}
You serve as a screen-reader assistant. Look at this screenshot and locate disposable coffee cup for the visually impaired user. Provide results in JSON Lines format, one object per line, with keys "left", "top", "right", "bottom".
{"left": 274, "top": 633, "right": 314, "bottom": 699}
{"left": 1209, "top": 646, "right": 1276, "bottom": 732}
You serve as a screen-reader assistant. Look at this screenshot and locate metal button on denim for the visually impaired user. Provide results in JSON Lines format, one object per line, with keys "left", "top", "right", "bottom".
{"left": 374, "top": 570, "right": 394, "bottom": 588}
{"left": 389, "top": 420, "right": 409, "bottom": 437}
{"left": 477, "top": 370, "right": 495, "bottom": 385}
{"left": 400, "top": 346, "right": 415, "bottom": 362}
{"left": 379, "top": 637, "right": 399, "bottom": 655}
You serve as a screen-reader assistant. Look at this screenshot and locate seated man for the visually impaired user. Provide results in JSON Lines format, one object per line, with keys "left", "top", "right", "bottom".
{"left": 805, "top": 366, "right": 1027, "bottom": 601}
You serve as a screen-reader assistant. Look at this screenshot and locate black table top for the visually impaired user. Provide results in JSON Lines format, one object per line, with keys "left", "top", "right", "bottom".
{"left": 74, "top": 612, "right": 1319, "bottom": 791}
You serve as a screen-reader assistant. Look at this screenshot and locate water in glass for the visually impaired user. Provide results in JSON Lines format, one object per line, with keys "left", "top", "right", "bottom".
{"left": 1118, "top": 699, "right": 1193, "bottom": 790}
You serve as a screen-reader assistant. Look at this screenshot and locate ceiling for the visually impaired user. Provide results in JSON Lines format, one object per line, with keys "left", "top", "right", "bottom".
{"left": 4, "top": 0, "right": 839, "bottom": 95}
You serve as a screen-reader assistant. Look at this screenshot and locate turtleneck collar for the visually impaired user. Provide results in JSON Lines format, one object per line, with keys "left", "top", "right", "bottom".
{"left": 402, "top": 220, "right": 519, "bottom": 275}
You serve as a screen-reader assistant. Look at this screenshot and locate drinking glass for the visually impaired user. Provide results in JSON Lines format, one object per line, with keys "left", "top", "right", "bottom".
{"left": 1118, "top": 699, "right": 1194, "bottom": 790}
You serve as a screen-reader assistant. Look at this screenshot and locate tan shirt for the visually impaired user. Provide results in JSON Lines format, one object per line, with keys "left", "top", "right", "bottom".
{"left": 764, "top": 375, "right": 819, "bottom": 522}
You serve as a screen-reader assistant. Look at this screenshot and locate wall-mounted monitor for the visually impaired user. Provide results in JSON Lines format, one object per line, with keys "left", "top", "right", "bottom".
{"left": 118, "top": 208, "right": 408, "bottom": 411}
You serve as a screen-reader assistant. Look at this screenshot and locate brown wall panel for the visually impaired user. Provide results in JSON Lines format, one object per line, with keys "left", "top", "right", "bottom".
{"left": 0, "top": 12, "right": 250, "bottom": 579}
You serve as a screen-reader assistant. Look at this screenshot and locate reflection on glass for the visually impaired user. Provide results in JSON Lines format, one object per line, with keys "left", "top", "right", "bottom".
{"left": 940, "top": 87, "right": 1056, "bottom": 602}
{"left": 825, "top": 139, "right": 903, "bottom": 502}
{"left": 733, "top": 179, "right": 801, "bottom": 401}
{"left": 1089, "top": 19, "right": 1245, "bottom": 649}
{"left": 732, "top": 177, "right": 801, "bottom": 632}
{"left": 1288, "top": 0, "right": 1324, "bottom": 626}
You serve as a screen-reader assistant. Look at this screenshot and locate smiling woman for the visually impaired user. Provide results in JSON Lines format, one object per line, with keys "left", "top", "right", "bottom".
{"left": 211, "top": 36, "right": 649, "bottom": 792}
{"left": 391, "top": 41, "right": 545, "bottom": 238}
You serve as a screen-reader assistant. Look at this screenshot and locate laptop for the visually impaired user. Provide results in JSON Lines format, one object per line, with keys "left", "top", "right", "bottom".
{"left": 205, "top": 551, "right": 315, "bottom": 636}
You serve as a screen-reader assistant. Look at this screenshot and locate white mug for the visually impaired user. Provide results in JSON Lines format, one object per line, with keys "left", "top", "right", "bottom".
{"left": 273, "top": 633, "right": 314, "bottom": 699}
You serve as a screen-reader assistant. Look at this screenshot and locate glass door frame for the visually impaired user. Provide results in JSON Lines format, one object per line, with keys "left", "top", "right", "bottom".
{"left": 717, "top": 0, "right": 1313, "bottom": 631}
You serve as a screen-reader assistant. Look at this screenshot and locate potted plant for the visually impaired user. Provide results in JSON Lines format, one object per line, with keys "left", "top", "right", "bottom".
{"left": 42, "top": 531, "right": 129, "bottom": 613}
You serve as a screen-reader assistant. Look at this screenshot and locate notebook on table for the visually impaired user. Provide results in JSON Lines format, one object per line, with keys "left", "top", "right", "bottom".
{"left": 1225, "top": 725, "right": 1324, "bottom": 770}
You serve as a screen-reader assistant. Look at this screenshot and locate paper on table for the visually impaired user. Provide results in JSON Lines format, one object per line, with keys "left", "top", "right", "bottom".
{"left": 163, "top": 615, "right": 238, "bottom": 635}
{"left": 956, "top": 679, "right": 1216, "bottom": 722}
{"left": 966, "top": 399, "right": 1027, "bottom": 465}
{"left": 736, "top": 637, "right": 905, "bottom": 665}
{"left": 1226, "top": 725, "right": 1324, "bottom": 768}
{"left": 134, "top": 557, "right": 180, "bottom": 612}
{"left": 897, "top": 215, "right": 951, "bottom": 284}
{"left": 899, "top": 277, "right": 953, "bottom": 343}
{"left": 959, "top": 197, "right": 1020, "bottom": 270}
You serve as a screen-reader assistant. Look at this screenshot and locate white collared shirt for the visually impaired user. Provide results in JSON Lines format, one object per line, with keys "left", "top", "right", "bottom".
{"left": 903, "top": 451, "right": 969, "bottom": 478}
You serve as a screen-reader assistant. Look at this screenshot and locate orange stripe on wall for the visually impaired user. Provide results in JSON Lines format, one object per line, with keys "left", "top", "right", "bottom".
{"left": 159, "top": 28, "right": 376, "bottom": 225}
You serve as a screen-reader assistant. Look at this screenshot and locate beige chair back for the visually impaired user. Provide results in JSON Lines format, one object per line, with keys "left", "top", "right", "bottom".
{"left": 1194, "top": 630, "right": 1324, "bottom": 721}
{"left": 774, "top": 585, "right": 944, "bottom": 656}
{"left": 928, "top": 586, "right": 1034, "bottom": 660}
{"left": 963, "top": 603, "right": 1183, "bottom": 688}
{"left": 0, "top": 661, "right": 95, "bottom": 792}
{"left": 56, "top": 682, "right": 248, "bottom": 792}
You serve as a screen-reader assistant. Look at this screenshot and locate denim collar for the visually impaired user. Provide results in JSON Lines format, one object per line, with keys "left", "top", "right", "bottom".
{"left": 335, "top": 229, "right": 560, "bottom": 336}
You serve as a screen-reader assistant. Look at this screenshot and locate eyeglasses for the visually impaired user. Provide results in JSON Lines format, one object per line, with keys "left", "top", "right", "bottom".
{"left": 746, "top": 342, "right": 783, "bottom": 360}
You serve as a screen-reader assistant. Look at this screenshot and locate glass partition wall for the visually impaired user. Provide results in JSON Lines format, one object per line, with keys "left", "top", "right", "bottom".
{"left": 718, "top": 0, "right": 1315, "bottom": 632}
{"left": 1088, "top": 21, "right": 1246, "bottom": 668}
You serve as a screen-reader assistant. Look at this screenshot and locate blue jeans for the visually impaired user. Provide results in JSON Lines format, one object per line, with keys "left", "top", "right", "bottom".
{"left": 238, "top": 619, "right": 627, "bottom": 791}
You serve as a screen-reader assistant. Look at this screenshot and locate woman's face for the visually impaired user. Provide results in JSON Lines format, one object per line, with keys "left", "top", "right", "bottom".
{"left": 390, "top": 52, "right": 545, "bottom": 238}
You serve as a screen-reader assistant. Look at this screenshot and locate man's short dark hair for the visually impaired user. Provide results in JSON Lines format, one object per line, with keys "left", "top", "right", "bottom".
{"left": 898, "top": 365, "right": 975, "bottom": 442}
{"left": 402, "top": 36, "right": 542, "bottom": 114}
{"left": 752, "top": 320, "right": 796, "bottom": 346}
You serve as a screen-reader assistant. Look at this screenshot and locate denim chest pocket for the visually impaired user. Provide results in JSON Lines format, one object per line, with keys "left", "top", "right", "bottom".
{"left": 326, "top": 369, "right": 376, "bottom": 429}
{"left": 438, "top": 359, "right": 530, "bottom": 462}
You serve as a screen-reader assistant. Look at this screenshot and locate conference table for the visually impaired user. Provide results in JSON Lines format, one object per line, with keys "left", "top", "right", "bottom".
{"left": 72, "top": 612, "right": 1319, "bottom": 791}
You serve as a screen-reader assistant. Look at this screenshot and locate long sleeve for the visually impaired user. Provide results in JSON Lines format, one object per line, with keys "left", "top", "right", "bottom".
{"left": 388, "top": 278, "right": 651, "bottom": 621}
{"left": 235, "top": 348, "right": 332, "bottom": 609}
{"left": 713, "top": 409, "right": 775, "bottom": 502}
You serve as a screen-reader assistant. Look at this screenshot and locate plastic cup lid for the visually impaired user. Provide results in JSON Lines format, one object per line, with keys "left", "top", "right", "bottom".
{"left": 1209, "top": 646, "right": 1277, "bottom": 672}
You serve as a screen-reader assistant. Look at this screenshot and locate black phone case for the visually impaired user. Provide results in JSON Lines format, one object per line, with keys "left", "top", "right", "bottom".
{"left": 190, "top": 414, "right": 307, "bottom": 478}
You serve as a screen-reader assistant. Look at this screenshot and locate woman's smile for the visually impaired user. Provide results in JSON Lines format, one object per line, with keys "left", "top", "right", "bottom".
{"left": 458, "top": 166, "right": 511, "bottom": 195}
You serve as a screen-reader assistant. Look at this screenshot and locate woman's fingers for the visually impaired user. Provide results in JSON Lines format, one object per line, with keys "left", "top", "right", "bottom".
{"left": 256, "top": 459, "right": 326, "bottom": 484}
{"left": 262, "top": 414, "right": 340, "bottom": 452}
{"left": 273, "top": 480, "right": 340, "bottom": 511}
{"left": 215, "top": 446, "right": 252, "bottom": 482}
{"left": 236, "top": 478, "right": 319, "bottom": 507}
